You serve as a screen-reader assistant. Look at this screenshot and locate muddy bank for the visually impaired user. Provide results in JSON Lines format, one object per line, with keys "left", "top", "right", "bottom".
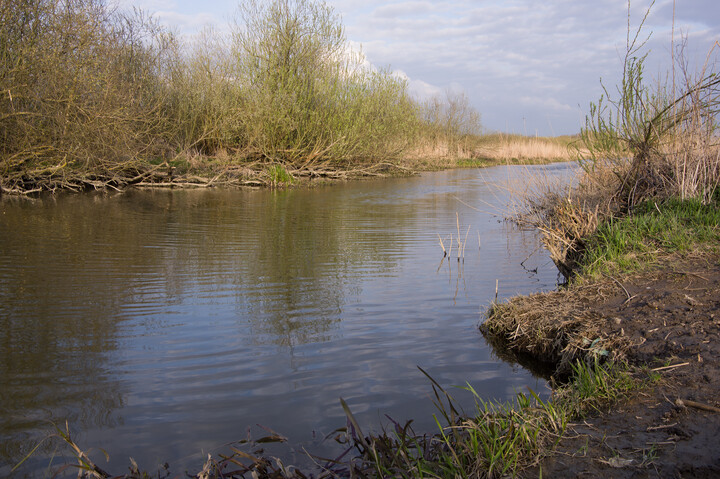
{"left": 482, "top": 254, "right": 720, "bottom": 477}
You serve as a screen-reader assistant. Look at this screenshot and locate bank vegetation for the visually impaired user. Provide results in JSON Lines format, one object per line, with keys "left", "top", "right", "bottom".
{"left": 480, "top": 5, "right": 720, "bottom": 477}
{"left": 0, "top": 0, "right": 573, "bottom": 195}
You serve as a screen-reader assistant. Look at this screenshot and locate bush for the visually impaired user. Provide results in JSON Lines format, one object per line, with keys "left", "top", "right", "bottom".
{"left": 0, "top": 0, "right": 175, "bottom": 191}
{"left": 229, "top": 0, "right": 419, "bottom": 167}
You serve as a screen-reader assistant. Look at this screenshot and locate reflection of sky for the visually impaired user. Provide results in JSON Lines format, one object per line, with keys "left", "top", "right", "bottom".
{"left": 0, "top": 165, "right": 572, "bottom": 475}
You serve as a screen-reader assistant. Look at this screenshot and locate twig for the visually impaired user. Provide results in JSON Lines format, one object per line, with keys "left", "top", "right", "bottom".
{"left": 675, "top": 398, "right": 720, "bottom": 414}
{"left": 602, "top": 273, "right": 634, "bottom": 303}
{"left": 646, "top": 422, "right": 677, "bottom": 431}
{"left": 651, "top": 362, "right": 689, "bottom": 372}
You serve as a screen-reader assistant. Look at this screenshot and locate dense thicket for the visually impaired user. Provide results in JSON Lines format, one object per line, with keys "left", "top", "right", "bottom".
{"left": 0, "top": 0, "right": 175, "bottom": 192}
{"left": 0, "top": 0, "right": 481, "bottom": 193}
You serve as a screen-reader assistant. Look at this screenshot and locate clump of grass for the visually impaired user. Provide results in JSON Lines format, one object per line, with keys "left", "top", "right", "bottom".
{"left": 554, "top": 359, "right": 645, "bottom": 418}
{"left": 579, "top": 195, "right": 720, "bottom": 279}
{"left": 265, "top": 164, "right": 295, "bottom": 187}
{"left": 482, "top": 284, "right": 627, "bottom": 377}
{"left": 340, "top": 361, "right": 649, "bottom": 478}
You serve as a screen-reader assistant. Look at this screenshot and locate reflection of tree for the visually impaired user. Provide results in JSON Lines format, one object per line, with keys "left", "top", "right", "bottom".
{"left": 225, "top": 187, "right": 414, "bottom": 347}
{"left": 0, "top": 185, "right": 420, "bottom": 470}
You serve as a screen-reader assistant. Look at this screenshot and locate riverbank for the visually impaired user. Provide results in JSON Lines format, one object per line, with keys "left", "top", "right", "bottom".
{"left": 0, "top": 134, "right": 577, "bottom": 195}
{"left": 3, "top": 0, "right": 583, "bottom": 197}
{"left": 483, "top": 251, "right": 720, "bottom": 477}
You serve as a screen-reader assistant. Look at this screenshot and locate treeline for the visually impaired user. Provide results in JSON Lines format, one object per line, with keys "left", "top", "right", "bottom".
{"left": 0, "top": 0, "right": 482, "bottom": 194}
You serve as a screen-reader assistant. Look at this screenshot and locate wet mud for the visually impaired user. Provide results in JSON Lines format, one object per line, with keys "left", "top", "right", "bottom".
{"left": 491, "top": 255, "right": 720, "bottom": 477}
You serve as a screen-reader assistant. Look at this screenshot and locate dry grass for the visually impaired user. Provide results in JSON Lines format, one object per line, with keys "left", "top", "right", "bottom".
{"left": 482, "top": 281, "right": 629, "bottom": 377}
{"left": 401, "top": 134, "right": 579, "bottom": 172}
{"left": 476, "top": 134, "right": 579, "bottom": 162}
{"left": 514, "top": 35, "right": 720, "bottom": 280}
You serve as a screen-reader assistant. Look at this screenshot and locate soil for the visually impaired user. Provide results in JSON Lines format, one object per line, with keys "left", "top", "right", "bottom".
{"left": 520, "top": 255, "right": 720, "bottom": 478}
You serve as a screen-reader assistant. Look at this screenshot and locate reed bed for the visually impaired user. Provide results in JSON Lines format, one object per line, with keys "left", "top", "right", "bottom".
{"left": 475, "top": 134, "right": 578, "bottom": 163}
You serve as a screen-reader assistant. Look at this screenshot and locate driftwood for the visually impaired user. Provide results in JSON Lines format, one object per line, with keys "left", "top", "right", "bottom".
{"left": 1, "top": 158, "right": 414, "bottom": 195}
{"left": 675, "top": 398, "right": 720, "bottom": 414}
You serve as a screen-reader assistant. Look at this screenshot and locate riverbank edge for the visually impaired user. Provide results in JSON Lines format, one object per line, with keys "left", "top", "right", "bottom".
{"left": 0, "top": 135, "right": 577, "bottom": 196}
{"left": 481, "top": 250, "right": 720, "bottom": 477}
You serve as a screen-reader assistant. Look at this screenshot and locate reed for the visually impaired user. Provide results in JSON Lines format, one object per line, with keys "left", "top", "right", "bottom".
{"left": 514, "top": 5, "right": 720, "bottom": 280}
{"left": 475, "top": 134, "right": 578, "bottom": 163}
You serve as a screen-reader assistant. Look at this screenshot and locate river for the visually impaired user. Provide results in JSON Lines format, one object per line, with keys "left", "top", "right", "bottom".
{"left": 0, "top": 164, "right": 571, "bottom": 476}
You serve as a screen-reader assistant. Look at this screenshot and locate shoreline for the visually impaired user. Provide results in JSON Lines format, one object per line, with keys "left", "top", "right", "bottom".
{"left": 483, "top": 253, "right": 720, "bottom": 477}
{"left": 0, "top": 135, "right": 578, "bottom": 196}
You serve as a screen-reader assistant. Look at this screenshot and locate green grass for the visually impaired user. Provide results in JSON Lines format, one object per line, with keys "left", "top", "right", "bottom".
{"left": 554, "top": 359, "right": 646, "bottom": 418}
{"left": 18, "top": 361, "right": 653, "bottom": 478}
{"left": 579, "top": 196, "right": 720, "bottom": 279}
{"left": 340, "top": 361, "right": 651, "bottom": 478}
{"left": 265, "top": 164, "right": 295, "bottom": 186}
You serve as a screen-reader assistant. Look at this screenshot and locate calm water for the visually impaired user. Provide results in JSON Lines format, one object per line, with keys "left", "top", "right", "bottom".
{"left": 0, "top": 164, "right": 570, "bottom": 476}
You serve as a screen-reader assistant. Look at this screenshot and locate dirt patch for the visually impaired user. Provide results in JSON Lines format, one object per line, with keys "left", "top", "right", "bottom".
{"left": 484, "top": 254, "right": 720, "bottom": 477}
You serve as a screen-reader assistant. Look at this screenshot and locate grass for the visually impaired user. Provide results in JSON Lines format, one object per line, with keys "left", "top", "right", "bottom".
{"left": 17, "top": 361, "right": 652, "bottom": 479}
{"left": 265, "top": 164, "right": 295, "bottom": 187}
{"left": 336, "top": 362, "right": 651, "bottom": 479}
{"left": 579, "top": 195, "right": 720, "bottom": 279}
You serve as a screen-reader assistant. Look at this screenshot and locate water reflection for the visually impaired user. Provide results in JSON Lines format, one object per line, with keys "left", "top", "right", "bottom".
{"left": 0, "top": 164, "right": 573, "bottom": 476}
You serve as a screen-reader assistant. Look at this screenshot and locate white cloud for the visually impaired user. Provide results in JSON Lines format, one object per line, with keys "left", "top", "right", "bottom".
{"left": 371, "top": 1, "right": 434, "bottom": 19}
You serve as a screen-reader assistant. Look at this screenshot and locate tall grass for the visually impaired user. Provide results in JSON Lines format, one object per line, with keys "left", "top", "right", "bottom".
{"left": 521, "top": 2, "right": 720, "bottom": 279}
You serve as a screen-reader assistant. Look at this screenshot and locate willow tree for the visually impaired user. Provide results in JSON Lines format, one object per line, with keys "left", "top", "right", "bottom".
{"left": 0, "top": 0, "right": 175, "bottom": 193}
{"left": 231, "top": 0, "right": 418, "bottom": 167}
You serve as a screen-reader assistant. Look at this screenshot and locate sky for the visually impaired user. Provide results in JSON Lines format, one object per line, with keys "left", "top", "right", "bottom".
{"left": 116, "top": 0, "right": 720, "bottom": 136}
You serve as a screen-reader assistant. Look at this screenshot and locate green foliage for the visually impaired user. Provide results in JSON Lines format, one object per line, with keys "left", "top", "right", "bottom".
{"left": 555, "top": 359, "right": 641, "bottom": 418}
{"left": 265, "top": 164, "right": 295, "bottom": 186}
{"left": 229, "top": 0, "right": 419, "bottom": 166}
{"left": 580, "top": 196, "right": 720, "bottom": 278}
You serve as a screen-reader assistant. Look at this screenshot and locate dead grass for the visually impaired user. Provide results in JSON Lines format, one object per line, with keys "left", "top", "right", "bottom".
{"left": 476, "top": 134, "right": 579, "bottom": 162}
{"left": 482, "top": 280, "right": 630, "bottom": 377}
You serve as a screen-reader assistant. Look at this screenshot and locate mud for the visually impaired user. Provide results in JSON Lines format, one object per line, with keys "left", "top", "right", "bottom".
{"left": 502, "top": 255, "right": 720, "bottom": 477}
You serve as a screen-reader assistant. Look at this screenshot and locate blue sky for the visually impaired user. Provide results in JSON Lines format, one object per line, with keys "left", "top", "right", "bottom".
{"left": 117, "top": 0, "right": 720, "bottom": 135}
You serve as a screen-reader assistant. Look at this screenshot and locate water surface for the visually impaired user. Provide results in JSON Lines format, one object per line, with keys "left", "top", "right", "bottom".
{"left": 0, "top": 164, "right": 570, "bottom": 475}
